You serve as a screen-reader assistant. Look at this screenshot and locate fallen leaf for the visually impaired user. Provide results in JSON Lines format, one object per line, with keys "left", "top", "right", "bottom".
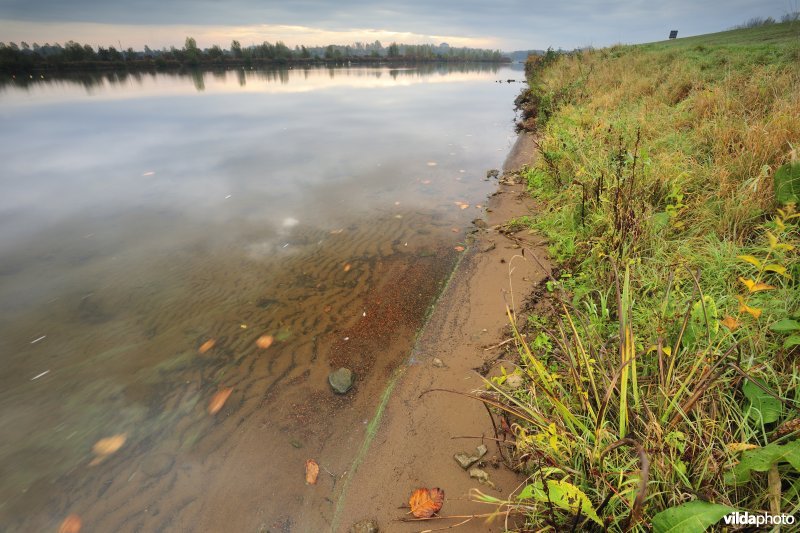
{"left": 721, "top": 316, "right": 740, "bottom": 331}
{"left": 330, "top": 228, "right": 344, "bottom": 234}
{"left": 323, "top": 305, "right": 332, "bottom": 313}
{"left": 256, "top": 335, "right": 274, "bottom": 349}
{"left": 727, "top": 442, "right": 759, "bottom": 453}
{"left": 475, "top": 204, "right": 482, "bottom": 209}
{"left": 59, "top": 514, "right": 82, "bottom": 533}
{"left": 454, "top": 246, "right": 465, "bottom": 252}
{"left": 421, "top": 180, "right": 431, "bottom": 185}
{"left": 451, "top": 228, "right": 459, "bottom": 233}
{"left": 459, "top": 203, "right": 469, "bottom": 210}
{"left": 208, "top": 388, "right": 233, "bottom": 415}
{"left": 736, "top": 296, "right": 762, "bottom": 319}
{"left": 198, "top": 339, "right": 216, "bottom": 354}
{"left": 343, "top": 263, "right": 352, "bottom": 272}
{"left": 92, "top": 434, "right": 127, "bottom": 456}
{"left": 305, "top": 459, "right": 320, "bottom": 485}
{"left": 739, "top": 277, "right": 776, "bottom": 293}
{"left": 409, "top": 487, "right": 445, "bottom": 518}
{"left": 426, "top": 161, "right": 437, "bottom": 167}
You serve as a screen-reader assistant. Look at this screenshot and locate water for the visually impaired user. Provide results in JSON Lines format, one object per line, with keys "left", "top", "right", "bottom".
{"left": 0, "top": 64, "right": 522, "bottom": 531}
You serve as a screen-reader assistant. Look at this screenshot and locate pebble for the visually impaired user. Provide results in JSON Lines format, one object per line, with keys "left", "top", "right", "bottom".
{"left": 328, "top": 368, "right": 354, "bottom": 394}
{"left": 350, "top": 519, "right": 379, "bottom": 533}
{"left": 472, "top": 218, "right": 488, "bottom": 229}
{"left": 454, "top": 444, "right": 489, "bottom": 469}
{"left": 432, "top": 357, "right": 445, "bottom": 368}
{"left": 505, "top": 373, "right": 524, "bottom": 390}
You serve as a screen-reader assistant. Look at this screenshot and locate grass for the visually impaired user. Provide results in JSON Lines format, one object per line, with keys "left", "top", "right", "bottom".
{"left": 482, "top": 21, "right": 800, "bottom": 531}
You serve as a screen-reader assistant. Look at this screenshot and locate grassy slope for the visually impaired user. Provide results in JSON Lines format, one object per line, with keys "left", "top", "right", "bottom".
{"left": 492, "top": 22, "right": 800, "bottom": 531}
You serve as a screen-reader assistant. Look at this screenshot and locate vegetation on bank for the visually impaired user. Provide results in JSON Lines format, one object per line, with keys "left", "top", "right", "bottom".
{"left": 0, "top": 36, "right": 508, "bottom": 72}
{"left": 486, "top": 20, "right": 800, "bottom": 531}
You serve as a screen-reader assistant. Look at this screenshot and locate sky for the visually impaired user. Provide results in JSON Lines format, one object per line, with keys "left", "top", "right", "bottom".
{"left": 0, "top": 0, "right": 794, "bottom": 51}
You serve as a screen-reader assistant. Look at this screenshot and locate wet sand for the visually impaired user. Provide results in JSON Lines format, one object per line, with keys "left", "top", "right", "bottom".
{"left": 333, "top": 132, "right": 550, "bottom": 531}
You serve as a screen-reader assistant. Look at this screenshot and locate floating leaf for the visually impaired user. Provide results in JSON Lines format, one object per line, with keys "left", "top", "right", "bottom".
{"left": 742, "top": 379, "right": 782, "bottom": 424}
{"left": 426, "top": 161, "right": 438, "bottom": 167}
{"left": 305, "top": 459, "right": 320, "bottom": 485}
{"left": 720, "top": 316, "right": 740, "bottom": 331}
{"left": 726, "top": 440, "right": 800, "bottom": 485}
{"left": 198, "top": 339, "right": 216, "bottom": 354}
{"left": 409, "top": 487, "right": 445, "bottom": 518}
{"left": 256, "top": 335, "right": 274, "bottom": 349}
{"left": 652, "top": 500, "right": 735, "bottom": 533}
{"left": 454, "top": 246, "right": 465, "bottom": 252}
{"left": 738, "top": 277, "right": 775, "bottom": 293}
{"left": 451, "top": 227, "right": 460, "bottom": 232}
{"left": 59, "top": 514, "right": 82, "bottom": 533}
{"left": 207, "top": 388, "right": 233, "bottom": 415}
{"left": 737, "top": 255, "right": 762, "bottom": 269}
{"left": 459, "top": 203, "right": 470, "bottom": 210}
{"left": 421, "top": 179, "right": 431, "bottom": 185}
{"left": 769, "top": 318, "right": 800, "bottom": 333}
{"left": 90, "top": 433, "right": 127, "bottom": 465}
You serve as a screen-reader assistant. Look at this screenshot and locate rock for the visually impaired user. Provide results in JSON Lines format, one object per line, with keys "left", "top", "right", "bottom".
{"left": 432, "top": 357, "right": 445, "bottom": 368}
{"left": 469, "top": 467, "right": 490, "bottom": 483}
{"left": 328, "top": 368, "right": 354, "bottom": 394}
{"left": 486, "top": 169, "right": 500, "bottom": 179}
{"left": 480, "top": 242, "right": 496, "bottom": 253}
{"left": 505, "top": 373, "right": 524, "bottom": 390}
{"left": 350, "top": 519, "right": 379, "bottom": 533}
{"left": 476, "top": 444, "right": 488, "bottom": 459}
{"left": 472, "top": 218, "right": 488, "bottom": 229}
{"left": 290, "top": 439, "right": 303, "bottom": 449}
{"left": 454, "top": 452, "right": 478, "bottom": 469}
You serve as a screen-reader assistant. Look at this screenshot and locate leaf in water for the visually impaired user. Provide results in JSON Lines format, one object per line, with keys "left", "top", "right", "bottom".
{"left": 651, "top": 500, "right": 735, "bottom": 533}
{"left": 198, "top": 339, "right": 216, "bottom": 354}
{"left": 421, "top": 179, "right": 431, "bottom": 184}
{"left": 454, "top": 246, "right": 465, "bottom": 252}
{"left": 451, "top": 228, "right": 459, "bottom": 233}
{"left": 256, "top": 335, "right": 274, "bottom": 349}
{"left": 426, "top": 161, "right": 437, "bottom": 167}
{"left": 343, "top": 263, "right": 352, "bottom": 272}
{"left": 275, "top": 329, "right": 292, "bottom": 342}
{"left": 720, "top": 316, "right": 740, "bottom": 331}
{"left": 330, "top": 228, "right": 344, "bottom": 234}
{"left": 742, "top": 379, "right": 782, "bottom": 424}
{"left": 738, "top": 277, "right": 775, "bottom": 293}
{"left": 59, "top": 514, "right": 82, "bottom": 533}
{"left": 207, "top": 388, "right": 233, "bottom": 415}
{"left": 90, "top": 433, "right": 127, "bottom": 465}
{"left": 409, "top": 487, "right": 445, "bottom": 518}
{"left": 459, "top": 203, "right": 470, "bottom": 210}
{"left": 305, "top": 459, "right": 320, "bottom": 485}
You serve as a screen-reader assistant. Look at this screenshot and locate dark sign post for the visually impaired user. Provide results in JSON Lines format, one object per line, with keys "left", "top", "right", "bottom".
{"left": 669, "top": 30, "right": 679, "bottom": 39}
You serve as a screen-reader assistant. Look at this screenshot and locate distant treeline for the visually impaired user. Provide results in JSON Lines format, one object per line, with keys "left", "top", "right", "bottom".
{"left": 0, "top": 37, "right": 510, "bottom": 72}
{"left": 731, "top": 11, "right": 799, "bottom": 29}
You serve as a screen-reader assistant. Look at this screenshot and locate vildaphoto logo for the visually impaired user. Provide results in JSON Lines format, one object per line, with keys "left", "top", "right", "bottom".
{"left": 723, "top": 512, "right": 796, "bottom": 526}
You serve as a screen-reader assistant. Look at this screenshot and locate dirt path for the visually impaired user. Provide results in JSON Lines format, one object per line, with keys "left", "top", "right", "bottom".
{"left": 333, "top": 132, "right": 550, "bottom": 532}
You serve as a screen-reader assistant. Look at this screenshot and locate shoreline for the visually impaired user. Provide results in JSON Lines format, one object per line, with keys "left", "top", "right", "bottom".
{"left": 331, "top": 131, "right": 550, "bottom": 532}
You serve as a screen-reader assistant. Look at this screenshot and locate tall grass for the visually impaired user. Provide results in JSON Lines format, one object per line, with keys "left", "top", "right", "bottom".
{"left": 487, "top": 22, "right": 800, "bottom": 531}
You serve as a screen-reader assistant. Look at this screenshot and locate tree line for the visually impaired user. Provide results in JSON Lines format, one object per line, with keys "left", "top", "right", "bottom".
{"left": 0, "top": 37, "right": 509, "bottom": 71}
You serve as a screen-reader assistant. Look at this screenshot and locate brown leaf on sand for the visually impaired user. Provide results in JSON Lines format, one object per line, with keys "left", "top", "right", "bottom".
{"left": 454, "top": 246, "right": 465, "bottom": 252}
{"left": 207, "top": 388, "right": 233, "bottom": 415}
{"left": 58, "top": 514, "right": 82, "bottom": 533}
{"left": 305, "top": 459, "right": 320, "bottom": 485}
{"left": 343, "top": 263, "right": 352, "bottom": 272}
{"left": 409, "top": 487, "right": 445, "bottom": 518}
{"left": 198, "top": 339, "right": 216, "bottom": 354}
{"left": 256, "top": 335, "right": 274, "bottom": 349}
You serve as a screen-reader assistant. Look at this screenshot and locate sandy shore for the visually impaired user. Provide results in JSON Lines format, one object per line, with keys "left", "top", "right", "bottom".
{"left": 332, "top": 132, "right": 550, "bottom": 532}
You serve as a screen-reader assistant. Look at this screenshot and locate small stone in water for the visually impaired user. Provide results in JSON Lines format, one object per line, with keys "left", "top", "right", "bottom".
{"left": 350, "top": 519, "right": 380, "bottom": 533}
{"left": 329, "top": 368, "right": 354, "bottom": 394}
{"left": 476, "top": 444, "right": 488, "bottom": 459}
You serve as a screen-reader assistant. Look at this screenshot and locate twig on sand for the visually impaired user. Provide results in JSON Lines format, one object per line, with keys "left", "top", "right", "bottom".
{"left": 483, "top": 334, "right": 525, "bottom": 351}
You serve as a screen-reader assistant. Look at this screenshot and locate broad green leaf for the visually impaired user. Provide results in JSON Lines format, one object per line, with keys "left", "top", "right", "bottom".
{"left": 652, "top": 212, "right": 670, "bottom": 230}
{"left": 517, "top": 479, "right": 602, "bottom": 525}
{"left": 773, "top": 162, "right": 800, "bottom": 205}
{"left": 742, "top": 379, "right": 782, "bottom": 424}
{"left": 784, "top": 335, "right": 800, "bottom": 349}
{"left": 737, "top": 255, "right": 762, "bottom": 269}
{"left": 769, "top": 318, "right": 800, "bottom": 333}
{"left": 652, "top": 500, "right": 735, "bottom": 533}
{"left": 725, "top": 440, "right": 800, "bottom": 485}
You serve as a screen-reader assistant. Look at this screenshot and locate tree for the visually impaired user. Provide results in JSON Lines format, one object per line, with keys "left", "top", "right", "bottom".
{"left": 230, "top": 40, "right": 242, "bottom": 58}
{"left": 387, "top": 42, "right": 400, "bottom": 58}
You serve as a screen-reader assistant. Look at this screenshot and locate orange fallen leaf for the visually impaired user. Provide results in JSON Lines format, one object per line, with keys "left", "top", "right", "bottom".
{"left": 421, "top": 180, "right": 431, "bottom": 185}
{"left": 736, "top": 295, "right": 762, "bottom": 319}
{"left": 459, "top": 203, "right": 469, "bottom": 210}
{"left": 89, "top": 433, "right": 127, "bottom": 465}
{"left": 305, "top": 459, "right": 320, "bottom": 485}
{"left": 409, "top": 487, "right": 445, "bottom": 518}
{"left": 198, "top": 339, "right": 216, "bottom": 354}
{"left": 323, "top": 305, "right": 332, "bottom": 313}
{"left": 208, "top": 388, "right": 233, "bottom": 415}
{"left": 721, "top": 315, "right": 740, "bottom": 331}
{"left": 454, "top": 246, "right": 465, "bottom": 252}
{"left": 451, "top": 228, "right": 459, "bottom": 233}
{"left": 256, "top": 335, "right": 274, "bottom": 349}
{"left": 59, "top": 514, "right": 82, "bottom": 533}
{"left": 343, "top": 263, "right": 352, "bottom": 272}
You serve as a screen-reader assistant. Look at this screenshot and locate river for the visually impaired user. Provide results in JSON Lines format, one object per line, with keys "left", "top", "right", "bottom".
{"left": 0, "top": 64, "right": 522, "bottom": 531}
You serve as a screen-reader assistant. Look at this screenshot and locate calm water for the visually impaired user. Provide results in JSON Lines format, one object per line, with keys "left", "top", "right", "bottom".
{"left": 0, "top": 65, "right": 522, "bottom": 531}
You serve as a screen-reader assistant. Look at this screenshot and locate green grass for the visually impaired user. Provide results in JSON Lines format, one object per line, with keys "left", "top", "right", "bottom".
{"left": 485, "top": 20, "right": 800, "bottom": 532}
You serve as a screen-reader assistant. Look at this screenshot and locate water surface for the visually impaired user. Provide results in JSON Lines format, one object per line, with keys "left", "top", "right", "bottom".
{"left": 0, "top": 64, "right": 522, "bottom": 531}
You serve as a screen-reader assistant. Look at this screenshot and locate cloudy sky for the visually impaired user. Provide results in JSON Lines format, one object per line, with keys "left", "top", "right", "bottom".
{"left": 0, "top": 0, "right": 792, "bottom": 51}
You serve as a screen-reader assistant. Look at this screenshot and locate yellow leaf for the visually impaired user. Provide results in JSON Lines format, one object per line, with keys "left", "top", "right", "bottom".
{"left": 721, "top": 315, "right": 740, "bottom": 331}
{"left": 738, "top": 277, "right": 775, "bottom": 293}
{"left": 766, "top": 230, "right": 778, "bottom": 250}
{"left": 727, "top": 442, "right": 759, "bottom": 453}
{"left": 737, "top": 255, "right": 762, "bottom": 269}
{"left": 662, "top": 346, "right": 672, "bottom": 357}
{"left": 763, "top": 264, "right": 789, "bottom": 277}
{"left": 736, "top": 296, "right": 762, "bottom": 319}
